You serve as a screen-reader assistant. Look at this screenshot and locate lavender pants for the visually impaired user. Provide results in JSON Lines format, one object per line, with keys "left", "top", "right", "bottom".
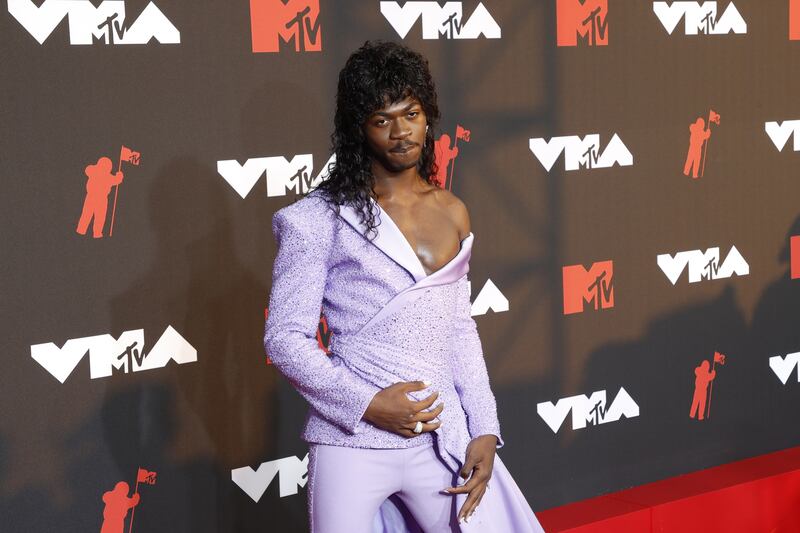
{"left": 307, "top": 441, "right": 466, "bottom": 532}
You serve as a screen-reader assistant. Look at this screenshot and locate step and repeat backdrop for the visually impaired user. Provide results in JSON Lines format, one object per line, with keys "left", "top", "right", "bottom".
{"left": 2, "top": 1, "right": 800, "bottom": 531}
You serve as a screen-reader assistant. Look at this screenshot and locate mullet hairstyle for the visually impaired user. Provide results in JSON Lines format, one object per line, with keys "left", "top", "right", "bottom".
{"left": 312, "top": 40, "right": 441, "bottom": 240}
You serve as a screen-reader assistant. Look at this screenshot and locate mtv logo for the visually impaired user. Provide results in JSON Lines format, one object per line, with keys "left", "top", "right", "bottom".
{"left": 556, "top": 0, "right": 608, "bottom": 46}
{"left": 217, "top": 153, "right": 335, "bottom": 199}
{"left": 792, "top": 0, "right": 800, "bottom": 40}
{"left": 657, "top": 245, "right": 749, "bottom": 285}
{"left": 653, "top": 1, "right": 747, "bottom": 35}
{"left": 562, "top": 261, "right": 614, "bottom": 315}
{"left": 232, "top": 453, "right": 309, "bottom": 502}
{"left": 529, "top": 133, "right": 633, "bottom": 172}
{"left": 31, "top": 325, "right": 197, "bottom": 383}
{"left": 791, "top": 236, "right": 800, "bottom": 280}
{"left": 250, "top": 0, "right": 321, "bottom": 53}
{"left": 469, "top": 278, "right": 509, "bottom": 316}
{"left": 8, "top": 0, "right": 180, "bottom": 45}
{"left": 537, "top": 387, "right": 639, "bottom": 433}
{"left": 765, "top": 120, "right": 800, "bottom": 152}
{"left": 380, "top": 1, "right": 501, "bottom": 40}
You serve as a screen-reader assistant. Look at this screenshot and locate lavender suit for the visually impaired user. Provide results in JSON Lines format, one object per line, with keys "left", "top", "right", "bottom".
{"left": 264, "top": 191, "right": 544, "bottom": 532}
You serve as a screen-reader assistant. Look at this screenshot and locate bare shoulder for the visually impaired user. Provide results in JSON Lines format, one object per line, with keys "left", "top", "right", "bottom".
{"left": 429, "top": 187, "right": 471, "bottom": 238}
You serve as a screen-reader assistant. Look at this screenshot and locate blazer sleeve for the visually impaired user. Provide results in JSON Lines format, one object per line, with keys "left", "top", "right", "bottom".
{"left": 264, "top": 201, "right": 381, "bottom": 435}
{"left": 451, "top": 274, "right": 505, "bottom": 449}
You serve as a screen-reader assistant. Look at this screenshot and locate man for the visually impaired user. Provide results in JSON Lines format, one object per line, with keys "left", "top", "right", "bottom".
{"left": 265, "top": 40, "right": 544, "bottom": 532}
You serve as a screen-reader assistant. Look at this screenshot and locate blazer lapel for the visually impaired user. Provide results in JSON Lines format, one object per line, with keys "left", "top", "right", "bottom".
{"left": 337, "top": 197, "right": 429, "bottom": 282}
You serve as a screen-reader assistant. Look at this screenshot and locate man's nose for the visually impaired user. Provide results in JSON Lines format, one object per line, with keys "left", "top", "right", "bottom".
{"left": 389, "top": 118, "right": 412, "bottom": 139}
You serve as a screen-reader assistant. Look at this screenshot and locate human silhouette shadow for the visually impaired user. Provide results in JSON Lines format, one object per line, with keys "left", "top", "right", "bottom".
{"left": 0, "top": 433, "right": 66, "bottom": 532}
{"left": 529, "top": 285, "right": 752, "bottom": 509}
{"left": 748, "top": 214, "right": 800, "bottom": 452}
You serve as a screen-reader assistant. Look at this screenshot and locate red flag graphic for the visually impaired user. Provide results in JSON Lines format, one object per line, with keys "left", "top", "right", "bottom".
{"left": 120, "top": 146, "right": 141, "bottom": 166}
{"left": 455, "top": 124, "right": 471, "bottom": 142}
{"left": 137, "top": 468, "right": 157, "bottom": 485}
{"left": 709, "top": 110, "right": 721, "bottom": 125}
{"left": 714, "top": 351, "right": 726, "bottom": 365}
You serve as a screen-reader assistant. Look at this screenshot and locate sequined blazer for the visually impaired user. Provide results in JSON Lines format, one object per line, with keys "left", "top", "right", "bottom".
{"left": 263, "top": 190, "right": 503, "bottom": 474}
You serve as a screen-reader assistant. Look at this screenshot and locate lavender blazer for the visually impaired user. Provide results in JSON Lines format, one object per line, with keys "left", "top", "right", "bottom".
{"left": 264, "top": 190, "right": 504, "bottom": 475}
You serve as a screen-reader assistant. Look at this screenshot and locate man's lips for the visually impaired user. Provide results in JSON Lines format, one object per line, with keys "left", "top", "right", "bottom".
{"left": 390, "top": 143, "right": 417, "bottom": 153}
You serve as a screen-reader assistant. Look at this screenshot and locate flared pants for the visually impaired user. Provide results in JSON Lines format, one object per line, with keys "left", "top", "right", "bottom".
{"left": 306, "top": 442, "right": 545, "bottom": 533}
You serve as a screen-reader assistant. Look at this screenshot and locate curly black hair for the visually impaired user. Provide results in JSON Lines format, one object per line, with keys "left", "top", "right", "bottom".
{"left": 312, "top": 40, "right": 441, "bottom": 240}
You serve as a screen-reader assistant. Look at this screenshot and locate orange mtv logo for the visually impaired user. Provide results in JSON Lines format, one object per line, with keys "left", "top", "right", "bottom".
{"left": 250, "top": 0, "right": 321, "bottom": 53}
{"left": 557, "top": 0, "right": 608, "bottom": 46}
{"left": 562, "top": 261, "right": 614, "bottom": 315}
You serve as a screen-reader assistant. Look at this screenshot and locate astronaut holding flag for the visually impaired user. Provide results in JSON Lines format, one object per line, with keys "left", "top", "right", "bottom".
{"left": 75, "top": 145, "right": 140, "bottom": 239}
{"left": 99, "top": 467, "right": 156, "bottom": 533}
{"left": 683, "top": 109, "right": 720, "bottom": 179}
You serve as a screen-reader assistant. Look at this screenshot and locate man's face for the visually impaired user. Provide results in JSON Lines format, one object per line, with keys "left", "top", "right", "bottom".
{"left": 363, "top": 95, "right": 427, "bottom": 173}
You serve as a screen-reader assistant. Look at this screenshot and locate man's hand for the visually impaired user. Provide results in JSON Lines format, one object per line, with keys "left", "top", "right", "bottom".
{"left": 363, "top": 381, "right": 444, "bottom": 438}
{"left": 443, "top": 434, "right": 497, "bottom": 523}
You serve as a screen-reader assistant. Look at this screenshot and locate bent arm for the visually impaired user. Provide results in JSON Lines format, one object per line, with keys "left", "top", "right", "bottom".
{"left": 264, "top": 205, "right": 380, "bottom": 435}
{"left": 451, "top": 274, "right": 505, "bottom": 449}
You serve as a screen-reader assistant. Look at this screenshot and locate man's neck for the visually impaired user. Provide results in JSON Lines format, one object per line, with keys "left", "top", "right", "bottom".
{"left": 370, "top": 162, "right": 424, "bottom": 201}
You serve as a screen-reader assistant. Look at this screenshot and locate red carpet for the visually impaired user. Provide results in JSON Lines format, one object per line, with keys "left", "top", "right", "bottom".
{"left": 537, "top": 446, "right": 800, "bottom": 532}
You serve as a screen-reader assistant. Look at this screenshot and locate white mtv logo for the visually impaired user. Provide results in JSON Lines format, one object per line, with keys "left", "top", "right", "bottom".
{"left": 8, "top": 0, "right": 180, "bottom": 45}
{"left": 769, "top": 352, "right": 800, "bottom": 385}
{"left": 537, "top": 387, "right": 639, "bottom": 433}
{"left": 653, "top": 2, "right": 747, "bottom": 35}
{"left": 529, "top": 133, "right": 633, "bottom": 172}
{"left": 470, "top": 278, "right": 509, "bottom": 316}
{"left": 657, "top": 245, "right": 749, "bottom": 285}
{"left": 380, "top": 1, "right": 501, "bottom": 39}
{"left": 232, "top": 453, "right": 309, "bottom": 502}
{"left": 765, "top": 120, "right": 800, "bottom": 152}
{"left": 217, "top": 154, "right": 335, "bottom": 199}
{"left": 31, "top": 325, "right": 197, "bottom": 383}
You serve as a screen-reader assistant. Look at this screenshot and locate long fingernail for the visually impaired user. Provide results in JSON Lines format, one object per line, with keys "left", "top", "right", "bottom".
{"left": 423, "top": 380, "right": 431, "bottom": 386}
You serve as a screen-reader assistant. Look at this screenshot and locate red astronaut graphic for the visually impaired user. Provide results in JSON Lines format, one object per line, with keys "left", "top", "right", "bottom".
{"left": 433, "top": 125, "right": 470, "bottom": 190}
{"left": 100, "top": 481, "right": 139, "bottom": 533}
{"left": 690, "top": 351, "right": 726, "bottom": 421}
{"left": 76, "top": 146, "right": 140, "bottom": 239}
{"left": 76, "top": 157, "right": 124, "bottom": 238}
{"left": 683, "top": 110, "right": 720, "bottom": 179}
{"left": 100, "top": 468, "right": 156, "bottom": 533}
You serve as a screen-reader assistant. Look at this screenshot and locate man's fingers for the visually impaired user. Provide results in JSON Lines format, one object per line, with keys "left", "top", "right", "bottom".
{"left": 410, "top": 402, "right": 444, "bottom": 422}
{"left": 405, "top": 380, "right": 432, "bottom": 392}
{"left": 409, "top": 390, "right": 439, "bottom": 410}
{"left": 458, "top": 485, "right": 487, "bottom": 523}
{"left": 460, "top": 459, "right": 478, "bottom": 480}
{"left": 444, "top": 474, "right": 482, "bottom": 494}
{"left": 402, "top": 420, "right": 441, "bottom": 436}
